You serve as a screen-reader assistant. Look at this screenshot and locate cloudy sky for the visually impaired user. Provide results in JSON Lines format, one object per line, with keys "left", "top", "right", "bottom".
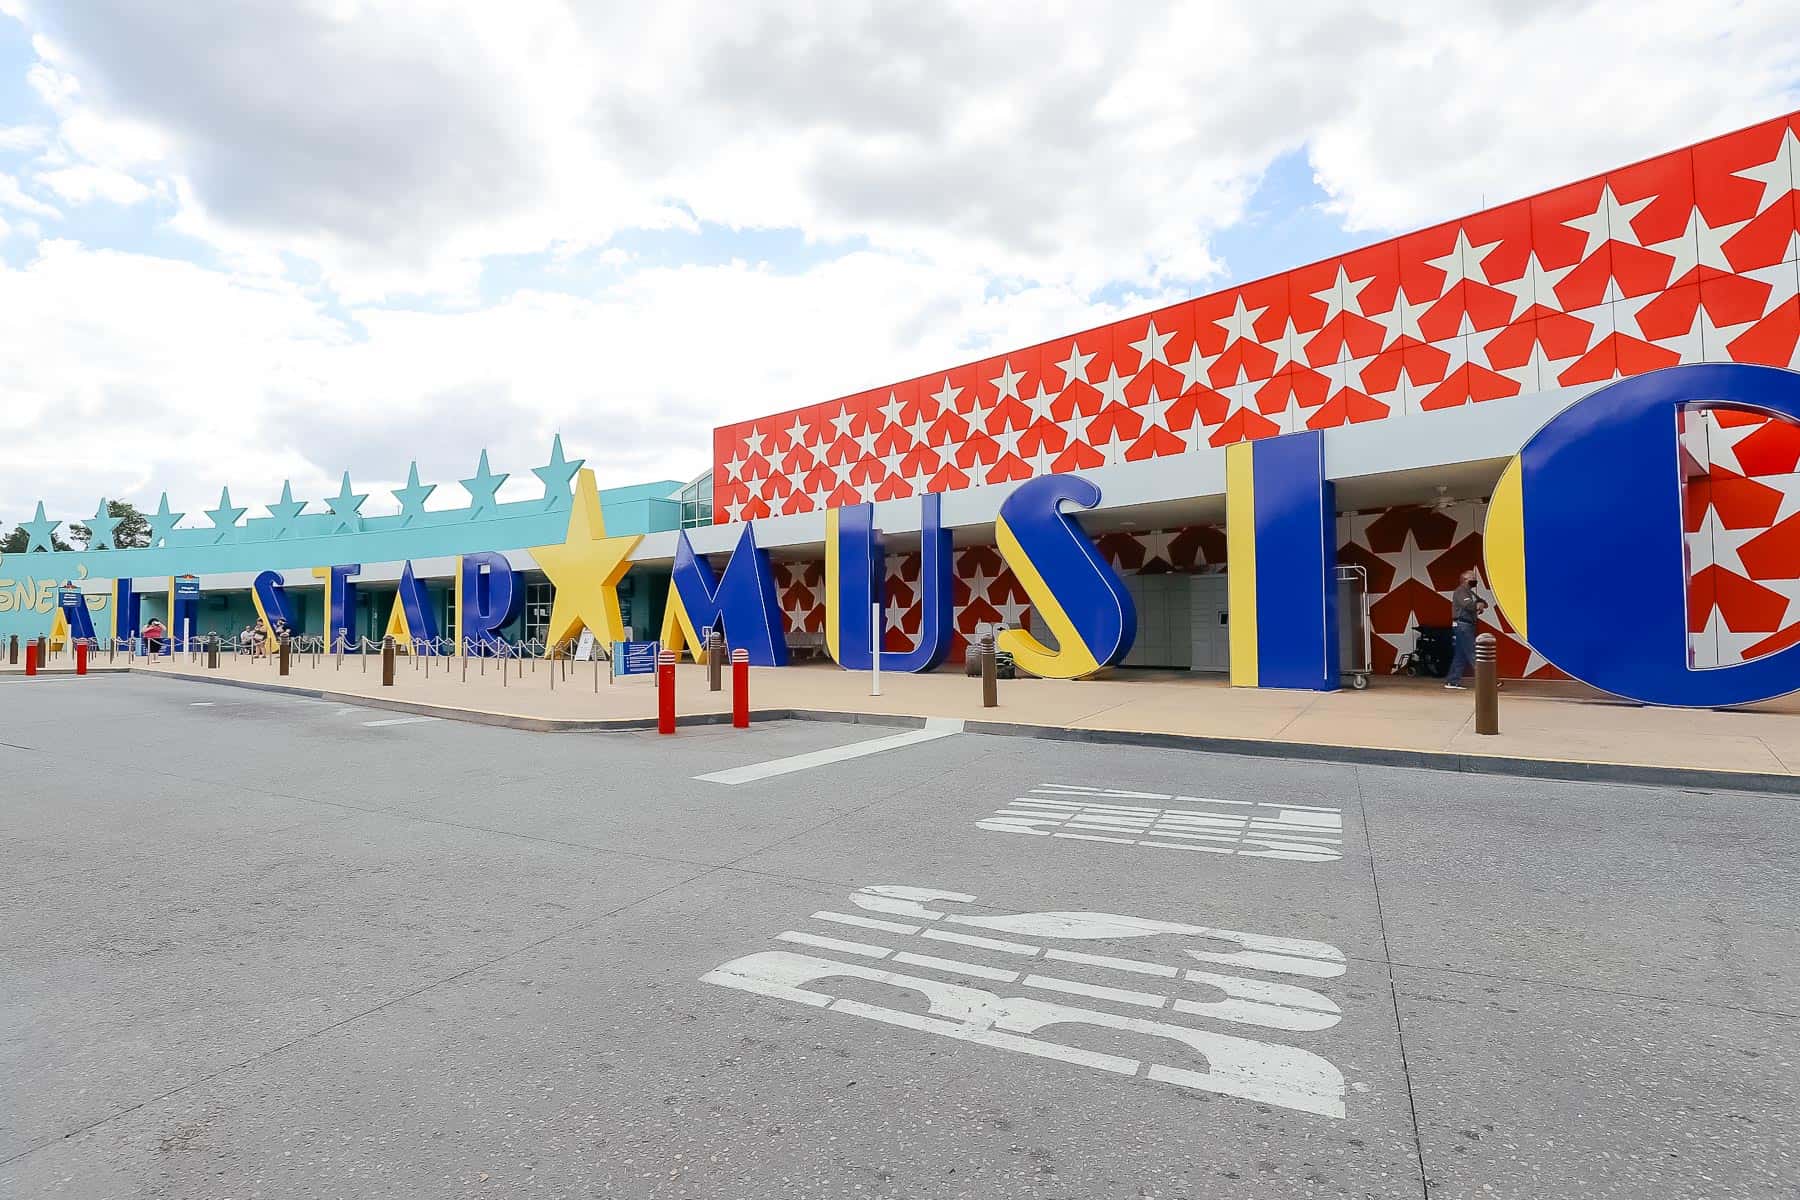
{"left": 1, "top": 0, "right": 1797, "bottom": 529}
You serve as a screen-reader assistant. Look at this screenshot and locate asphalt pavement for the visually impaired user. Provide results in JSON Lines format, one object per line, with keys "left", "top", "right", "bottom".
{"left": 2, "top": 673, "right": 1795, "bottom": 1198}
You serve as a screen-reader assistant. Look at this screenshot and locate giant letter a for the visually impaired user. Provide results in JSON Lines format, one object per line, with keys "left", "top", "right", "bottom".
{"left": 660, "top": 525, "right": 789, "bottom": 666}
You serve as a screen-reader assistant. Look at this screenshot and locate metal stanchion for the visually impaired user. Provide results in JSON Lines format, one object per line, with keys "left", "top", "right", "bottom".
{"left": 1474, "top": 633, "right": 1499, "bottom": 735}
{"left": 980, "top": 634, "right": 998, "bottom": 709}
{"left": 871, "top": 603, "right": 882, "bottom": 697}
{"left": 382, "top": 636, "right": 396, "bottom": 687}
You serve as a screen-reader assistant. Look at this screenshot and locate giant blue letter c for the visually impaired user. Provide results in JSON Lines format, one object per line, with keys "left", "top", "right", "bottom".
{"left": 1486, "top": 363, "right": 1800, "bottom": 708}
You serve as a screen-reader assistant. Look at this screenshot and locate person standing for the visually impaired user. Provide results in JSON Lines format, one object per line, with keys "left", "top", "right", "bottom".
{"left": 143, "top": 617, "right": 167, "bottom": 657}
{"left": 1443, "top": 568, "right": 1485, "bottom": 690}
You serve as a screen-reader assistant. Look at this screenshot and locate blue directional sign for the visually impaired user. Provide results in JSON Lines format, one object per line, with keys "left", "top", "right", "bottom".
{"left": 613, "top": 640, "right": 659, "bottom": 677}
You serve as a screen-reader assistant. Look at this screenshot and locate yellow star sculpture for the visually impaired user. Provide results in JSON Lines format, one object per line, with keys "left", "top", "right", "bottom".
{"left": 530, "top": 467, "right": 642, "bottom": 654}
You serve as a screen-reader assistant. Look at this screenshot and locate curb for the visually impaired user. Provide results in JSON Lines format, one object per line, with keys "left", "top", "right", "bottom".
{"left": 115, "top": 667, "right": 1800, "bottom": 796}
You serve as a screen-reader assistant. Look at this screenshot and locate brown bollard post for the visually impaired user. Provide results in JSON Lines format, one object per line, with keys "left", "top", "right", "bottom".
{"left": 8, "top": 634, "right": 17, "bottom": 665}
{"left": 707, "top": 630, "right": 723, "bottom": 692}
{"left": 278, "top": 637, "right": 291, "bottom": 677}
{"left": 1474, "top": 633, "right": 1499, "bottom": 735}
{"left": 382, "top": 636, "right": 396, "bottom": 687}
{"left": 980, "top": 634, "right": 998, "bottom": 709}
{"left": 208, "top": 636, "right": 220, "bottom": 670}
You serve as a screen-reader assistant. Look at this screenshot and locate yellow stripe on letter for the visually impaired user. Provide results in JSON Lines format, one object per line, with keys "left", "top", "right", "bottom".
{"left": 994, "top": 514, "right": 1103, "bottom": 679}
{"left": 823, "top": 508, "right": 842, "bottom": 665}
{"left": 1484, "top": 455, "right": 1528, "bottom": 642}
{"left": 1225, "top": 442, "right": 1259, "bottom": 687}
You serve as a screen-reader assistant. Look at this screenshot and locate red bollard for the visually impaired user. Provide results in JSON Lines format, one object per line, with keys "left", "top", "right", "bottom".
{"left": 24, "top": 641, "right": 38, "bottom": 676}
{"left": 731, "top": 648, "right": 749, "bottom": 728}
{"left": 76, "top": 642, "right": 88, "bottom": 676}
{"left": 657, "top": 649, "right": 676, "bottom": 735}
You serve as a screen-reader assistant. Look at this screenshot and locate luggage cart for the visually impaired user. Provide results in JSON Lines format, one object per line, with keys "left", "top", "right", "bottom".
{"left": 1337, "top": 564, "right": 1372, "bottom": 690}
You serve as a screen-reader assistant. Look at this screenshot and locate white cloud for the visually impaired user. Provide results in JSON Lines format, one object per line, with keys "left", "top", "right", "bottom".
{"left": 0, "top": 240, "right": 1155, "bottom": 525}
{"left": 35, "top": 163, "right": 152, "bottom": 205}
{"left": 0, "top": 124, "right": 48, "bottom": 151}
{"left": 2, "top": 0, "right": 1800, "bottom": 526}
{"left": 0, "top": 171, "right": 59, "bottom": 218}
{"left": 1306, "top": 0, "right": 1800, "bottom": 232}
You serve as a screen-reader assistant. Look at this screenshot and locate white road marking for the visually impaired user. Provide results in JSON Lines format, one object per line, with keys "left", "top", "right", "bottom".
{"left": 811, "top": 910, "right": 922, "bottom": 935}
{"left": 979, "top": 785, "right": 1344, "bottom": 862}
{"left": 695, "top": 718, "right": 964, "bottom": 785}
{"left": 189, "top": 702, "right": 214, "bottom": 707}
{"left": 777, "top": 930, "right": 889, "bottom": 958}
{"left": 700, "top": 884, "right": 1352, "bottom": 1119}
{"left": 361, "top": 716, "right": 440, "bottom": 728}
{"left": 893, "top": 950, "right": 1019, "bottom": 982}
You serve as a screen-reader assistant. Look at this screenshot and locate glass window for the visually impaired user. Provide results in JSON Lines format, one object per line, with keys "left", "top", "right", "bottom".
{"left": 680, "top": 471, "right": 715, "bottom": 528}
{"left": 524, "top": 581, "right": 553, "bottom": 645}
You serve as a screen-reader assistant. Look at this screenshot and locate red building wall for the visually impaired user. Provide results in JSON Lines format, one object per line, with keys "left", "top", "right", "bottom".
{"left": 720, "top": 113, "right": 1800, "bottom": 679}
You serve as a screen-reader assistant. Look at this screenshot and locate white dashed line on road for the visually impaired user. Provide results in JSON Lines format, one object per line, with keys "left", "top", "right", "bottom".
{"left": 361, "top": 716, "right": 441, "bottom": 728}
{"left": 695, "top": 718, "right": 964, "bottom": 785}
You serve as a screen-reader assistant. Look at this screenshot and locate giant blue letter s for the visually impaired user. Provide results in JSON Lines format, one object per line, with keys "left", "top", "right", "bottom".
{"left": 994, "top": 474, "right": 1135, "bottom": 678}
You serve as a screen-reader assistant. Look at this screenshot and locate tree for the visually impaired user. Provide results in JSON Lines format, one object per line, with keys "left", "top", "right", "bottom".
{"left": 0, "top": 525, "right": 72, "bottom": 553}
{"left": 69, "top": 500, "right": 152, "bottom": 550}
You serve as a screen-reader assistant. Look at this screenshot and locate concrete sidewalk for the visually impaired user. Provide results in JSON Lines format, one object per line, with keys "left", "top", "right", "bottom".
{"left": 24, "top": 648, "right": 1800, "bottom": 791}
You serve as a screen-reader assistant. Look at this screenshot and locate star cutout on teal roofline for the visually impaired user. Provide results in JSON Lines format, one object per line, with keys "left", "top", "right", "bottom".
{"left": 326, "top": 472, "right": 368, "bottom": 533}
{"left": 391, "top": 462, "right": 436, "bottom": 522}
{"left": 83, "top": 498, "right": 121, "bottom": 550}
{"left": 206, "top": 488, "right": 248, "bottom": 541}
{"left": 532, "top": 435, "right": 584, "bottom": 509}
{"left": 21, "top": 501, "right": 60, "bottom": 552}
{"left": 460, "top": 451, "right": 508, "bottom": 518}
{"left": 146, "top": 493, "right": 183, "bottom": 548}
{"left": 265, "top": 481, "right": 308, "bottom": 539}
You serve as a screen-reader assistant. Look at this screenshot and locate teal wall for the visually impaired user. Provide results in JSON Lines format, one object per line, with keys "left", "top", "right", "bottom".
{"left": 1, "top": 445, "right": 684, "bottom": 641}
